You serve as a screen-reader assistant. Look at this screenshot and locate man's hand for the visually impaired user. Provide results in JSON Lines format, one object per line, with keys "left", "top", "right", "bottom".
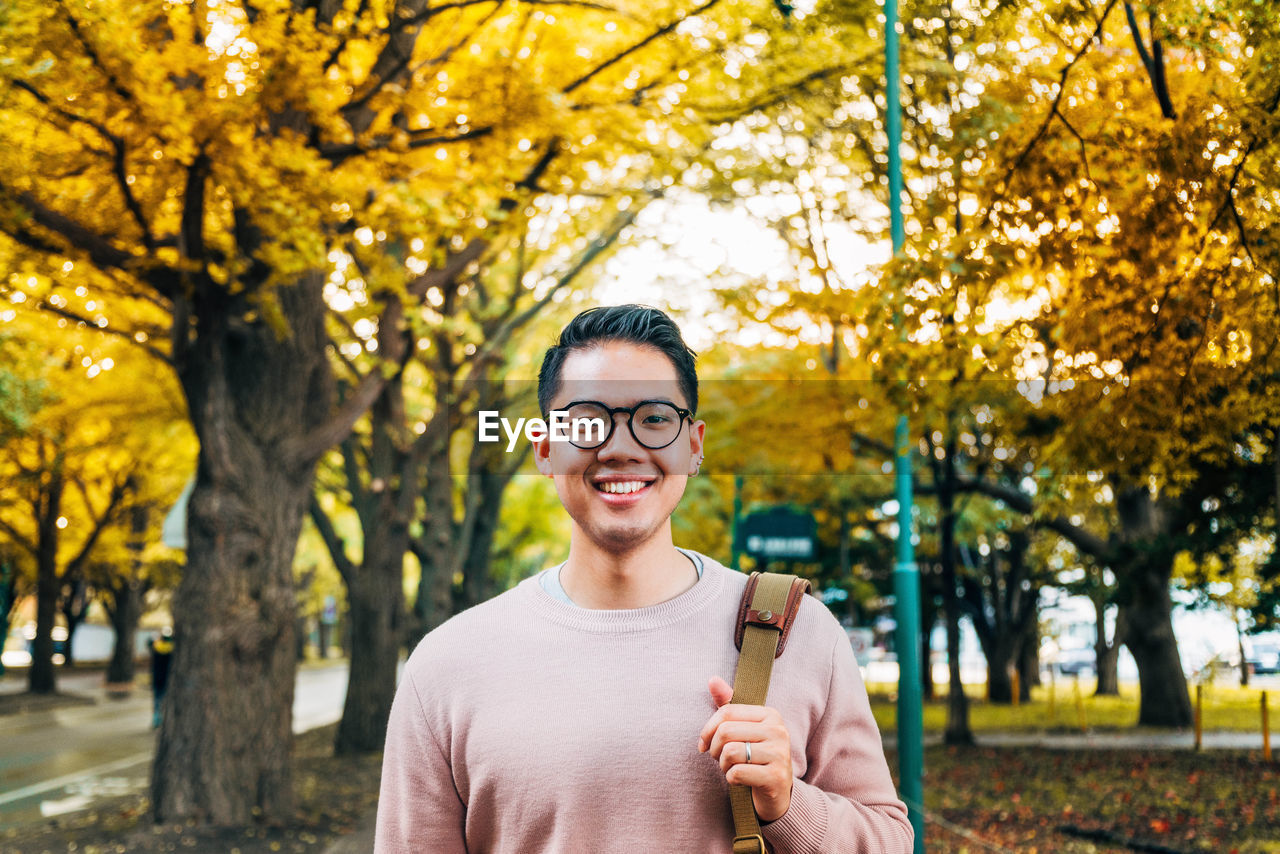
{"left": 697, "top": 676, "right": 793, "bottom": 822}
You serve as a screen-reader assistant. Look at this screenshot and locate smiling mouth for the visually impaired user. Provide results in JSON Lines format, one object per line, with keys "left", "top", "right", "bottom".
{"left": 593, "top": 480, "right": 652, "bottom": 495}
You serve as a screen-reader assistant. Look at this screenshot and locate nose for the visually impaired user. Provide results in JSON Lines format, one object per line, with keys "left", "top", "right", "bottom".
{"left": 595, "top": 411, "right": 646, "bottom": 462}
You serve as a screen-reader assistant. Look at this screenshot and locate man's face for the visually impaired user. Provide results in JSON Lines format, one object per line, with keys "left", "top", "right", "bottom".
{"left": 534, "top": 341, "right": 705, "bottom": 556}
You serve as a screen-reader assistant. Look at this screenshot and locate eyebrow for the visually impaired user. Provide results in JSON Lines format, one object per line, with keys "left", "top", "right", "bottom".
{"left": 558, "top": 397, "right": 683, "bottom": 409}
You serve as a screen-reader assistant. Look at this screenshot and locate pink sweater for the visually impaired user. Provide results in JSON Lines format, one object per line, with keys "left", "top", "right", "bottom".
{"left": 375, "top": 554, "right": 913, "bottom": 853}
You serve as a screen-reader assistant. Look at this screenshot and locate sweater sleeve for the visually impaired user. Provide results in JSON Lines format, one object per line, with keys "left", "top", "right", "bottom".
{"left": 761, "top": 629, "right": 914, "bottom": 854}
{"left": 374, "top": 668, "right": 468, "bottom": 854}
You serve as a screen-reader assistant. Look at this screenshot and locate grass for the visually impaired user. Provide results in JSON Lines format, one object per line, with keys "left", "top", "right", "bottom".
{"left": 903, "top": 746, "right": 1280, "bottom": 854}
{"left": 867, "top": 678, "right": 1280, "bottom": 733}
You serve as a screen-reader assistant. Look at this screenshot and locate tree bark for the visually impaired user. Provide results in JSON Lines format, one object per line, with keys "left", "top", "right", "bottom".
{"left": 1016, "top": 610, "right": 1039, "bottom": 700}
{"left": 105, "top": 576, "right": 145, "bottom": 685}
{"left": 1095, "top": 601, "right": 1124, "bottom": 697}
{"left": 959, "top": 531, "right": 1037, "bottom": 706}
{"left": 934, "top": 437, "right": 973, "bottom": 745}
{"left": 59, "top": 574, "right": 91, "bottom": 667}
{"left": 1116, "top": 488, "right": 1191, "bottom": 728}
{"left": 29, "top": 453, "right": 64, "bottom": 695}
{"left": 921, "top": 609, "right": 936, "bottom": 703}
{"left": 1236, "top": 612, "right": 1249, "bottom": 688}
{"left": 0, "top": 562, "right": 16, "bottom": 678}
{"left": 1123, "top": 560, "right": 1192, "bottom": 726}
{"left": 335, "top": 530, "right": 405, "bottom": 754}
{"left": 985, "top": 639, "right": 1016, "bottom": 704}
{"left": 152, "top": 271, "right": 348, "bottom": 825}
{"left": 413, "top": 401, "right": 459, "bottom": 638}
{"left": 459, "top": 470, "right": 507, "bottom": 610}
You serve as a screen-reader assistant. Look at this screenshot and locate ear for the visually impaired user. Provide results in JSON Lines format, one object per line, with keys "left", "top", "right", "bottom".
{"left": 687, "top": 418, "right": 706, "bottom": 476}
{"left": 533, "top": 429, "right": 555, "bottom": 478}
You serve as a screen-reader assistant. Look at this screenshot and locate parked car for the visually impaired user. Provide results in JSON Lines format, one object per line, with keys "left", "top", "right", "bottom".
{"left": 1246, "top": 638, "right": 1280, "bottom": 675}
{"left": 1055, "top": 645, "right": 1096, "bottom": 676}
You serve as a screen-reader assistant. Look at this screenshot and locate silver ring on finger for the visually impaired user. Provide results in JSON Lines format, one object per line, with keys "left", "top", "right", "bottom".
{"left": 744, "top": 742, "right": 753, "bottom": 764}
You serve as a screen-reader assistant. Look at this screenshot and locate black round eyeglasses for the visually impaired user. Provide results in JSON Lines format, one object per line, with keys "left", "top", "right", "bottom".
{"left": 551, "top": 400, "right": 693, "bottom": 450}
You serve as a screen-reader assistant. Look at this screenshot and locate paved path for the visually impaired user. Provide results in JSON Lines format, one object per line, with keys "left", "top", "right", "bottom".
{"left": 0, "top": 661, "right": 349, "bottom": 828}
{"left": 881, "top": 729, "right": 1269, "bottom": 750}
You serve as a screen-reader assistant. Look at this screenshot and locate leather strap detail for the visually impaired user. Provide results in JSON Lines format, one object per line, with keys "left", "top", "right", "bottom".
{"left": 734, "top": 572, "right": 811, "bottom": 658}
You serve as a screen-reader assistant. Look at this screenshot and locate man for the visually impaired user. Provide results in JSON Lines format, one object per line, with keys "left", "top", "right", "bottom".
{"left": 376, "top": 305, "right": 912, "bottom": 853}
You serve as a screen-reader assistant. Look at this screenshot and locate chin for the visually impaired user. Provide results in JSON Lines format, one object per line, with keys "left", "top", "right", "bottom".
{"left": 587, "top": 523, "right": 660, "bottom": 553}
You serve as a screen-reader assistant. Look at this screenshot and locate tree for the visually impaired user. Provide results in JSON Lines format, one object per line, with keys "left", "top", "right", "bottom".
{"left": 0, "top": 314, "right": 191, "bottom": 694}
{"left": 2, "top": 0, "right": 862, "bottom": 823}
{"left": 957, "top": 527, "right": 1043, "bottom": 703}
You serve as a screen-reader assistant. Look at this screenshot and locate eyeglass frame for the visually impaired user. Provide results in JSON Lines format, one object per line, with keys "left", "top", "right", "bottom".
{"left": 547, "top": 399, "right": 695, "bottom": 451}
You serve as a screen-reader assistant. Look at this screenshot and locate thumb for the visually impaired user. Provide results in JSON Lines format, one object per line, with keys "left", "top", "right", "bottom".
{"left": 708, "top": 675, "right": 735, "bottom": 707}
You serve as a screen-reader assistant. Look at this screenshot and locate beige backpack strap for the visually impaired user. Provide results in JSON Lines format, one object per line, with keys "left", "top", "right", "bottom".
{"left": 727, "top": 571, "right": 812, "bottom": 854}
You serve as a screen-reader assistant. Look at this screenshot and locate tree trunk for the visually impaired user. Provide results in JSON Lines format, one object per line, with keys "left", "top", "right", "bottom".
{"left": 105, "top": 578, "right": 144, "bottom": 685}
{"left": 334, "top": 530, "right": 406, "bottom": 755}
{"left": 30, "top": 550, "right": 59, "bottom": 693}
{"left": 152, "top": 272, "right": 340, "bottom": 825}
{"left": 1016, "top": 623, "right": 1037, "bottom": 701}
{"left": 1017, "top": 598, "right": 1041, "bottom": 695}
{"left": 1095, "top": 605, "right": 1124, "bottom": 697}
{"left": 960, "top": 533, "right": 1037, "bottom": 706}
{"left": 920, "top": 592, "right": 938, "bottom": 702}
{"left": 414, "top": 414, "right": 458, "bottom": 638}
{"left": 1237, "top": 612, "right": 1249, "bottom": 688}
{"left": 985, "top": 638, "right": 1017, "bottom": 704}
{"left": 0, "top": 562, "right": 15, "bottom": 678}
{"left": 59, "top": 575, "right": 91, "bottom": 667}
{"left": 29, "top": 458, "right": 64, "bottom": 695}
{"left": 1114, "top": 487, "right": 1191, "bottom": 727}
{"left": 459, "top": 469, "right": 512, "bottom": 610}
{"left": 1123, "top": 563, "right": 1192, "bottom": 726}
{"left": 936, "top": 440, "right": 972, "bottom": 745}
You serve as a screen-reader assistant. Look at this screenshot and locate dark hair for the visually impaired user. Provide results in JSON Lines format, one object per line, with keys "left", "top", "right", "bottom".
{"left": 537, "top": 305, "right": 698, "bottom": 416}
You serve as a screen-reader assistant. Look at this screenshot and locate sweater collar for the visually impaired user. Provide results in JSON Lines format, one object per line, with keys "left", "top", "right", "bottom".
{"left": 521, "top": 550, "right": 728, "bottom": 633}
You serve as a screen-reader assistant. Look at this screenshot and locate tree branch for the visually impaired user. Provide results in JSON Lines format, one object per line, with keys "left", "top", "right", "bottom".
{"left": 286, "top": 366, "right": 391, "bottom": 468}
{"left": 308, "top": 494, "right": 357, "bottom": 587}
{"left": 31, "top": 297, "right": 171, "bottom": 365}
{"left": 320, "top": 125, "right": 494, "bottom": 165}
{"left": 994, "top": 0, "right": 1121, "bottom": 198}
{"left": 954, "top": 475, "right": 1112, "bottom": 559}
{"left": 64, "top": 475, "right": 131, "bottom": 580}
{"left": 0, "top": 184, "right": 181, "bottom": 297}
{"left": 1053, "top": 108, "right": 1095, "bottom": 190}
{"left": 58, "top": 0, "right": 138, "bottom": 106}
{"left": 0, "top": 518, "right": 37, "bottom": 558}
{"left": 1123, "top": 4, "right": 1176, "bottom": 119}
{"left": 341, "top": 0, "right": 500, "bottom": 138}
{"left": 561, "top": 0, "right": 722, "bottom": 94}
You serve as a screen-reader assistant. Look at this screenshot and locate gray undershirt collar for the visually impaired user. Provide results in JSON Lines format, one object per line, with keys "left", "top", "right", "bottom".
{"left": 539, "top": 548, "right": 705, "bottom": 607}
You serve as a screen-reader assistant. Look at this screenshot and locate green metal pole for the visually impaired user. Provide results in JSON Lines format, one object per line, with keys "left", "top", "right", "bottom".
{"left": 893, "top": 416, "right": 924, "bottom": 851}
{"left": 886, "top": 1, "right": 924, "bottom": 849}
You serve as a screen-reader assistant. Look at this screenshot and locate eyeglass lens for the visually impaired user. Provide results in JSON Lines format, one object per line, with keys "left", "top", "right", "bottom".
{"left": 564, "top": 402, "right": 683, "bottom": 449}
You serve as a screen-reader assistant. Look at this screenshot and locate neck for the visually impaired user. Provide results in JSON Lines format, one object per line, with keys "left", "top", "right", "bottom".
{"left": 560, "top": 532, "right": 697, "bottom": 609}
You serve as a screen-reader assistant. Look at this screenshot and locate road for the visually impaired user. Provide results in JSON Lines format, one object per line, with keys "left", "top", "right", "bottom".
{"left": 0, "top": 662, "right": 349, "bottom": 828}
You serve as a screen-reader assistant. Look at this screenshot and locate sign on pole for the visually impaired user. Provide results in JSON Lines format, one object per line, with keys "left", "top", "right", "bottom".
{"left": 739, "top": 507, "right": 816, "bottom": 562}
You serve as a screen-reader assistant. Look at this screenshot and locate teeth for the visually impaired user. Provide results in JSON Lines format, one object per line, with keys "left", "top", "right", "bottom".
{"left": 598, "top": 481, "right": 648, "bottom": 494}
